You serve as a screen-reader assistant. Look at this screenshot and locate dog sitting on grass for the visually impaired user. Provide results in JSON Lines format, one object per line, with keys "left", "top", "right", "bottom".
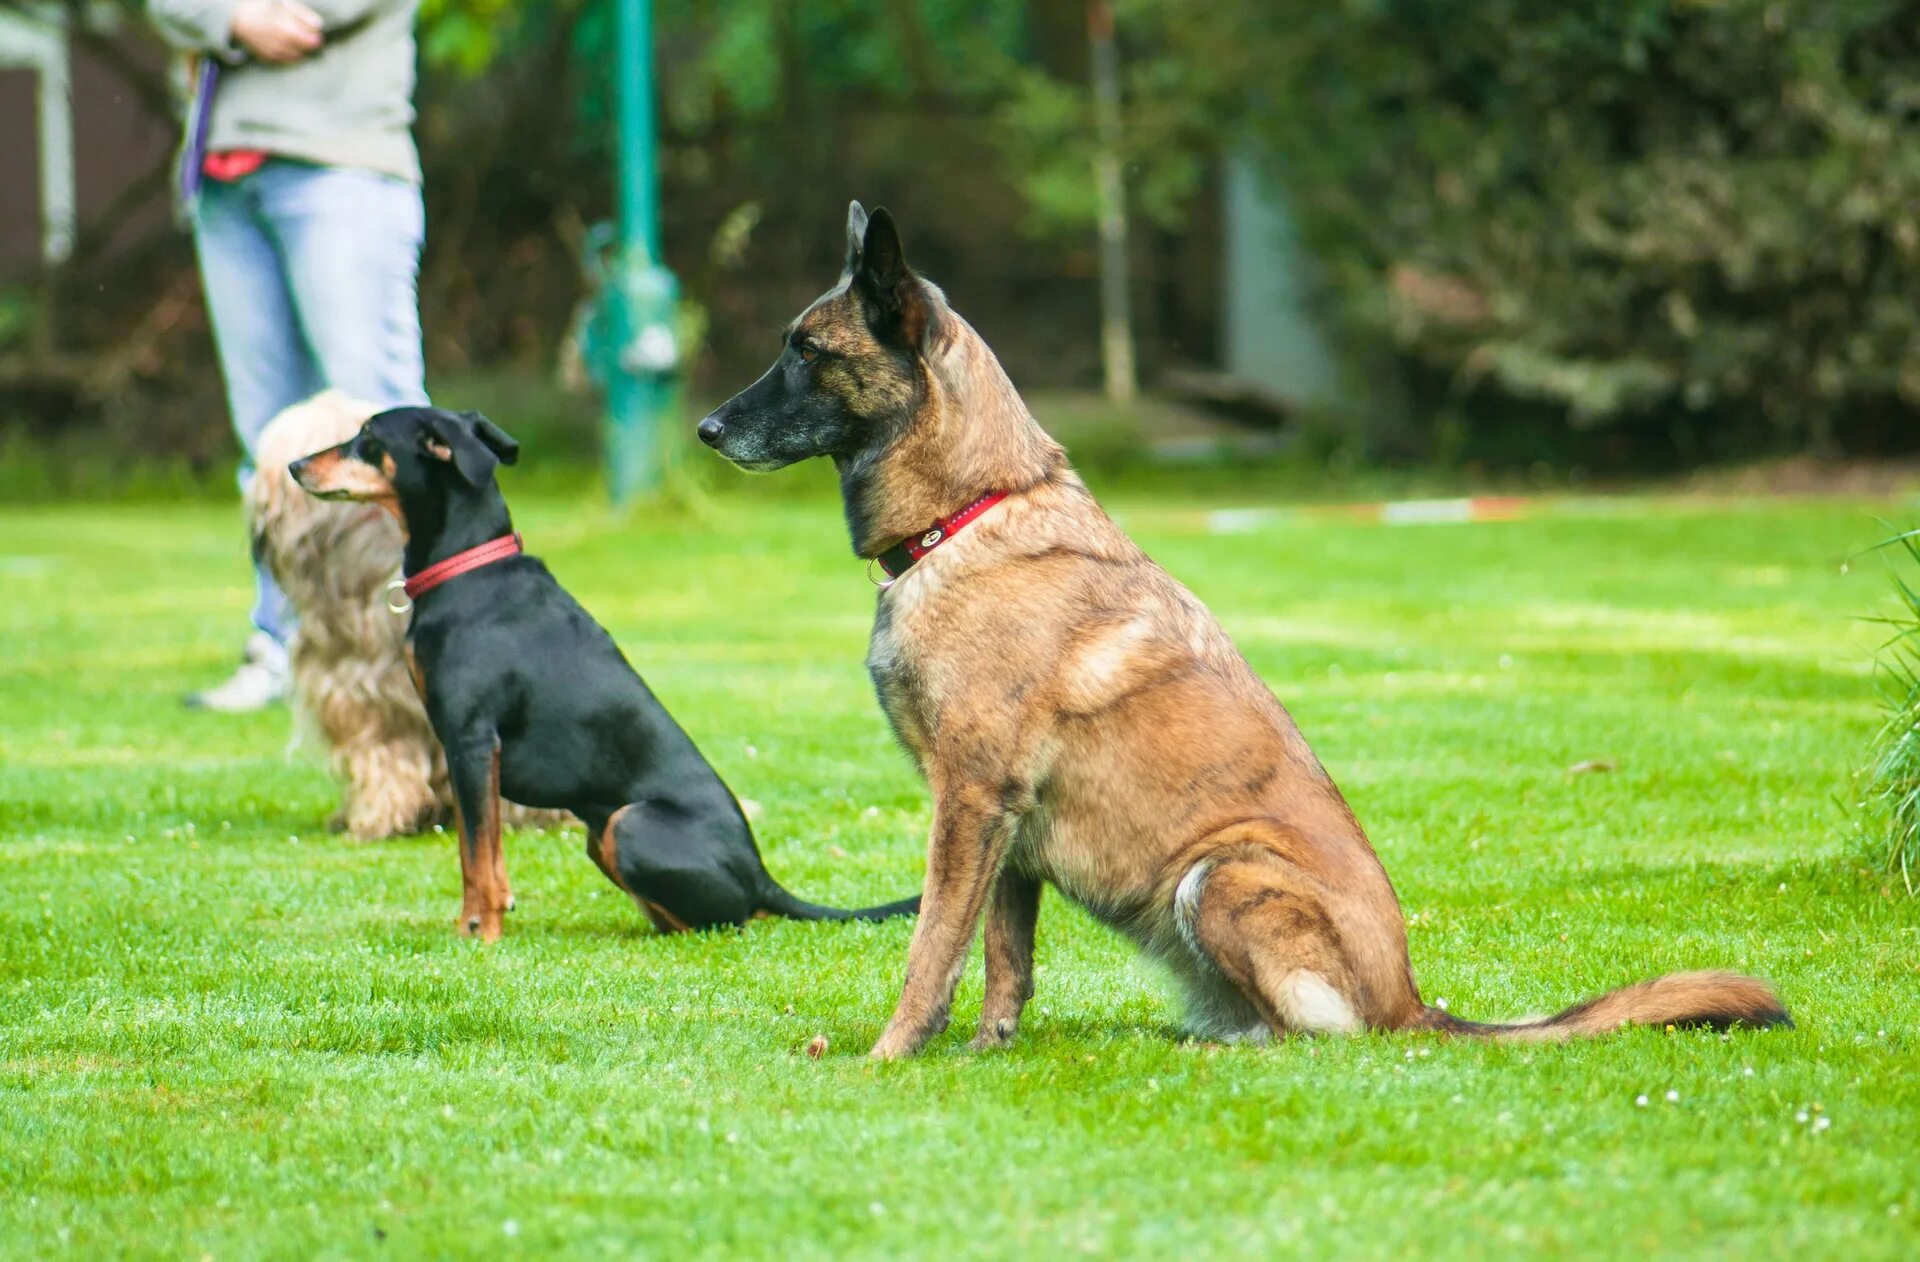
{"left": 248, "top": 391, "right": 451, "bottom": 839}
{"left": 697, "top": 202, "right": 1791, "bottom": 1058}
{"left": 288, "top": 405, "right": 919, "bottom": 939}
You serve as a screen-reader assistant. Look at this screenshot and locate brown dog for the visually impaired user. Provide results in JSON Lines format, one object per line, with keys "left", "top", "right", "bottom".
{"left": 249, "top": 391, "right": 452, "bottom": 839}
{"left": 699, "top": 202, "right": 1790, "bottom": 1060}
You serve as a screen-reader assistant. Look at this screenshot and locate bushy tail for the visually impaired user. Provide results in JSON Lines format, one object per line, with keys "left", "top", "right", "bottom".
{"left": 1413, "top": 970, "right": 1791, "bottom": 1042}
{"left": 757, "top": 882, "right": 921, "bottom": 924}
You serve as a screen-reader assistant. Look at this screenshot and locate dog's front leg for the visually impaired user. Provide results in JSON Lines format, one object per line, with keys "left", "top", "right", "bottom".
{"left": 447, "top": 732, "right": 511, "bottom": 941}
{"left": 968, "top": 868, "right": 1042, "bottom": 1050}
{"left": 870, "top": 783, "right": 1014, "bottom": 1060}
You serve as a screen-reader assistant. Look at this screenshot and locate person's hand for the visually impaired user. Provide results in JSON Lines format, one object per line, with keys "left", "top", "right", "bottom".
{"left": 229, "top": 0, "right": 323, "bottom": 63}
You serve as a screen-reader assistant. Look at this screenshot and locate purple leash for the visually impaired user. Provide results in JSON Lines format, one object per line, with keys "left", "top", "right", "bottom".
{"left": 178, "top": 56, "right": 219, "bottom": 203}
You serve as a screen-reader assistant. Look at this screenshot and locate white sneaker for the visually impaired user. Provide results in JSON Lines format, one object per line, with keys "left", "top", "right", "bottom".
{"left": 185, "top": 632, "right": 290, "bottom": 711}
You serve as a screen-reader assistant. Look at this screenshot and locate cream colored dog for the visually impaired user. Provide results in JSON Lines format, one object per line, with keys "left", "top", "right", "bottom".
{"left": 248, "top": 391, "right": 450, "bottom": 838}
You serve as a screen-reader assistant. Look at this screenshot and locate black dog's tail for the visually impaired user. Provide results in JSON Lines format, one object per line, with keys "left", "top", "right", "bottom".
{"left": 757, "top": 881, "right": 921, "bottom": 923}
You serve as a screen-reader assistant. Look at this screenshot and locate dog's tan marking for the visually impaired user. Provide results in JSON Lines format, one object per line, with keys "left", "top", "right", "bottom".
{"left": 593, "top": 806, "right": 693, "bottom": 934}
{"left": 402, "top": 644, "right": 428, "bottom": 704}
{"left": 292, "top": 439, "right": 401, "bottom": 522}
{"left": 374, "top": 453, "right": 404, "bottom": 525}
{"left": 591, "top": 807, "right": 636, "bottom": 893}
{"left": 455, "top": 742, "right": 511, "bottom": 941}
{"left": 294, "top": 447, "right": 391, "bottom": 500}
{"left": 640, "top": 899, "right": 693, "bottom": 935}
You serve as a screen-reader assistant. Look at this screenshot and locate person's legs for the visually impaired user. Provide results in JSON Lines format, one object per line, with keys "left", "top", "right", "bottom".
{"left": 257, "top": 162, "right": 428, "bottom": 408}
{"left": 187, "top": 161, "right": 427, "bottom": 709}
{"left": 188, "top": 176, "right": 320, "bottom": 707}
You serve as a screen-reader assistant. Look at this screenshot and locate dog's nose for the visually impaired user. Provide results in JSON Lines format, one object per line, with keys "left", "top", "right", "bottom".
{"left": 287, "top": 457, "right": 309, "bottom": 482}
{"left": 696, "top": 415, "right": 724, "bottom": 447}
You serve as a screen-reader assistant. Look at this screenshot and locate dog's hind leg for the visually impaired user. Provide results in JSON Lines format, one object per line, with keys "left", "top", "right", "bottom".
{"left": 447, "top": 732, "right": 511, "bottom": 940}
{"left": 1175, "top": 854, "right": 1363, "bottom": 1039}
{"left": 593, "top": 802, "right": 756, "bottom": 932}
{"left": 968, "top": 868, "right": 1041, "bottom": 1050}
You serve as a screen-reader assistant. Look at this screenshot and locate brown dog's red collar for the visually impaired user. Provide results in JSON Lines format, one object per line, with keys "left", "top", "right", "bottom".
{"left": 404, "top": 532, "right": 523, "bottom": 600}
{"left": 873, "top": 492, "right": 1007, "bottom": 583}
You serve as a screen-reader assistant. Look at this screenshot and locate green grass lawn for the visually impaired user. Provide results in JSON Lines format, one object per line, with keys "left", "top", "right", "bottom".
{"left": 3, "top": 479, "right": 1918, "bottom": 1259}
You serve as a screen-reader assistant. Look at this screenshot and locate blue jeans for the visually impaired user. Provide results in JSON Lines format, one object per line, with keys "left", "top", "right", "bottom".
{"left": 193, "top": 160, "right": 428, "bottom": 644}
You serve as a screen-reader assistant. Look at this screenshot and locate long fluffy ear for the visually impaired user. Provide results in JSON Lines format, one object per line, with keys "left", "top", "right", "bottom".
{"left": 418, "top": 410, "right": 505, "bottom": 487}
{"left": 854, "top": 206, "right": 933, "bottom": 346}
{"left": 844, "top": 200, "right": 869, "bottom": 274}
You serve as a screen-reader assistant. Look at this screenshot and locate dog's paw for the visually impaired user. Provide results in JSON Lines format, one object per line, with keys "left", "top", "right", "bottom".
{"left": 868, "top": 1027, "right": 923, "bottom": 1061}
{"left": 966, "top": 1019, "right": 1018, "bottom": 1051}
{"left": 458, "top": 908, "right": 505, "bottom": 942}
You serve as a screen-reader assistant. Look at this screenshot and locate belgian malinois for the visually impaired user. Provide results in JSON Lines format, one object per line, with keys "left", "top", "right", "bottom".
{"left": 699, "top": 202, "right": 1790, "bottom": 1059}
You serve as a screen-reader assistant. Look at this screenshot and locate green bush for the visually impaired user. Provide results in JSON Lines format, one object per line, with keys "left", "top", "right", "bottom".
{"left": 1107, "top": 0, "right": 1920, "bottom": 459}
{"left": 1862, "top": 527, "right": 1920, "bottom": 893}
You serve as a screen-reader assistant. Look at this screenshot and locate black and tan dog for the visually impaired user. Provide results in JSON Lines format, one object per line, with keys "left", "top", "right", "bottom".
{"left": 699, "top": 202, "right": 1789, "bottom": 1059}
{"left": 291, "top": 405, "right": 919, "bottom": 940}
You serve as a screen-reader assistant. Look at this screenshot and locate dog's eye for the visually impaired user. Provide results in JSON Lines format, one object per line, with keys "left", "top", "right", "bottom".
{"left": 798, "top": 344, "right": 818, "bottom": 363}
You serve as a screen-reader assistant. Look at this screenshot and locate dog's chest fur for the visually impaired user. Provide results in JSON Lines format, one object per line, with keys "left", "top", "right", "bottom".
{"left": 861, "top": 520, "right": 1266, "bottom": 920}
{"left": 864, "top": 569, "right": 946, "bottom": 769}
{"left": 863, "top": 542, "right": 1070, "bottom": 780}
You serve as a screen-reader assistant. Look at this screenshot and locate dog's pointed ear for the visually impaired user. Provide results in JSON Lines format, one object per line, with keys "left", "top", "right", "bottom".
{"left": 854, "top": 206, "right": 934, "bottom": 347}
{"left": 418, "top": 409, "right": 509, "bottom": 487}
{"left": 844, "top": 200, "right": 869, "bottom": 274}
{"left": 858, "top": 207, "right": 907, "bottom": 297}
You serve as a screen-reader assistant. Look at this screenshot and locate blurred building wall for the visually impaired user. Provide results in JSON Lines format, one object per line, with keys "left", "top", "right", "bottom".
{"left": 1222, "top": 152, "right": 1332, "bottom": 406}
{"left": 0, "top": 6, "right": 174, "bottom": 280}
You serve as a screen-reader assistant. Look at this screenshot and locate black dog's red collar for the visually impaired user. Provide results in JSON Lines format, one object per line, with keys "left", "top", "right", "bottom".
{"left": 873, "top": 493, "right": 1007, "bottom": 582}
{"left": 404, "top": 532, "right": 523, "bottom": 600}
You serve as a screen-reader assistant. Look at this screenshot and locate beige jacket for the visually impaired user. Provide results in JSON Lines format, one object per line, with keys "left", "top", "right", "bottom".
{"left": 149, "top": 0, "right": 422, "bottom": 184}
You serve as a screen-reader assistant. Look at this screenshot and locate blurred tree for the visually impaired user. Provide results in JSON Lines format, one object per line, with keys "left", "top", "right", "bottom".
{"left": 1053, "top": 0, "right": 1920, "bottom": 460}
{"left": 990, "top": 0, "right": 1920, "bottom": 459}
{"left": 416, "top": 0, "right": 522, "bottom": 73}
{"left": 15, "top": 0, "right": 1918, "bottom": 465}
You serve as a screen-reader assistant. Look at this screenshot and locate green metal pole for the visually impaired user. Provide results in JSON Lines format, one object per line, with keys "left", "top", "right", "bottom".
{"left": 617, "top": 0, "right": 657, "bottom": 263}
{"left": 601, "top": 0, "right": 680, "bottom": 504}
